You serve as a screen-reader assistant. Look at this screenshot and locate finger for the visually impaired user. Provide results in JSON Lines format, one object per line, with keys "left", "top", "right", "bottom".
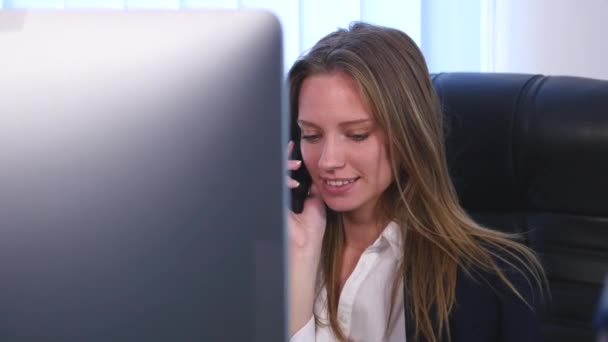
{"left": 286, "top": 177, "right": 300, "bottom": 188}
{"left": 287, "top": 140, "right": 294, "bottom": 159}
{"left": 287, "top": 159, "right": 302, "bottom": 170}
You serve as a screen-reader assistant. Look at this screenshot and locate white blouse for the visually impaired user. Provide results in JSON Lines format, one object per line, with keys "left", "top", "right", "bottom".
{"left": 290, "top": 221, "right": 406, "bottom": 342}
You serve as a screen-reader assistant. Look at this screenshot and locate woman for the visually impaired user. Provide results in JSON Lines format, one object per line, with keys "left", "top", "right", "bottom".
{"left": 286, "top": 22, "right": 546, "bottom": 342}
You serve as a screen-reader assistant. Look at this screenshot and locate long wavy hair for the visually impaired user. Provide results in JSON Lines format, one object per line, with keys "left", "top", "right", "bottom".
{"left": 288, "top": 22, "right": 546, "bottom": 342}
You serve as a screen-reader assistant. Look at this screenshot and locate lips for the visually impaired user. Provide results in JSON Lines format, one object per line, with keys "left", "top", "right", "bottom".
{"left": 320, "top": 177, "right": 359, "bottom": 195}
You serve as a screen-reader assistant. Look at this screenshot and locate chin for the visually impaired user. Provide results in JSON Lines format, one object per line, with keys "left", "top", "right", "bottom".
{"left": 321, "top": 197, "right": 363, "bottom": 213}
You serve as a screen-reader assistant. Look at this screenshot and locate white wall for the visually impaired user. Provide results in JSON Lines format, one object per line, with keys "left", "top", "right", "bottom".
{"left": 421, "top": 0, "right": 482, "bottom": 73}
{"left": 492, "top": 0, "right": 608, "bottom": 80}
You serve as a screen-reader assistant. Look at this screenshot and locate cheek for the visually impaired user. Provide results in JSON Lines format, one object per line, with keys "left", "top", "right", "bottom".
{"left": 300, "top": 144, "right": 321, "bottom": 173}
{"left": 377, "top": 151, "right": 394, "bottom": 186}
{"left": 362, "top": 140, "right": 392, "bottom": 184}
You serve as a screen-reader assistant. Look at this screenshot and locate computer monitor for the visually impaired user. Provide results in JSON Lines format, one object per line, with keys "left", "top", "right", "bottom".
{"left": 0, "top": 10, "right": 286, "bottom": 341}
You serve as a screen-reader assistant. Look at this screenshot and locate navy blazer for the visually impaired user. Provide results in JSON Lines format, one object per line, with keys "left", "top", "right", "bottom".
{"left": 404, "top": 265, "right": 543, "bottom": 342}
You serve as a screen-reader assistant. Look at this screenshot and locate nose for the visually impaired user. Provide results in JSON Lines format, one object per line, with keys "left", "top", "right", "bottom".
{"left": 318, "top": 137, "right": 345, "bottom": 171}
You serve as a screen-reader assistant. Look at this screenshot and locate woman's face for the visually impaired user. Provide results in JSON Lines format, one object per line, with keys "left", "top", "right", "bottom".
{"left": 298, "top": 71, "right": 393, "bottom": 215}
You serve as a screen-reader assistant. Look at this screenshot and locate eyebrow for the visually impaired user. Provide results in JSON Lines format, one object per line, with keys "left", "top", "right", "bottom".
{"left": 297, "top": 118, "right": 373, "bottom": 128}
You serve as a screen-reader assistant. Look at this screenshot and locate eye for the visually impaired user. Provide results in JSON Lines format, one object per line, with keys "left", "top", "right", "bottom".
{"left": 301, "top": 134, "right": 321, "bottom": 143}
{"left": 350, "top": 133, "right": 369, "bottom": 142}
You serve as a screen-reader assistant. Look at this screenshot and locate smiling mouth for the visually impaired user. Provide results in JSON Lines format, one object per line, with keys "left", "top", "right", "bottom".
{"left": 323, "top": 177, "right": 359, "bottom": 187}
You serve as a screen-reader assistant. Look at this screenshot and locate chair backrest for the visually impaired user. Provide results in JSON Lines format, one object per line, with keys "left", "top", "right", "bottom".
{"left": 432, "top": 72, "right": 608, "bottom": 342}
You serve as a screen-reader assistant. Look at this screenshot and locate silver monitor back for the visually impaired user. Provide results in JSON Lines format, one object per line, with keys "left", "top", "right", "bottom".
{"left": 0, "top": 10, "right": 286, "bottom": 341}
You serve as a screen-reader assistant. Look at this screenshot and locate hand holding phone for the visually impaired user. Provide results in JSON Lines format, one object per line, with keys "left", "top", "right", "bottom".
{"left": 287, "top": 140, "right": 312, "bottom": 214}
{"left": 285, "top": 139, "right": 326, "bottom": 250}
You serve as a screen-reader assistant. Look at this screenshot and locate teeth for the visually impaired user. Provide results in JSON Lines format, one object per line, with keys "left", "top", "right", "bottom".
{"left": 325, "top": 179, "right": 356, "bottom": 187}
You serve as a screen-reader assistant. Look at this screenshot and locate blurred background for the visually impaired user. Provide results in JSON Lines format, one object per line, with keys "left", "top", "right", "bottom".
{"left": 1, "top": 0, "right": 607, "bottom": 80}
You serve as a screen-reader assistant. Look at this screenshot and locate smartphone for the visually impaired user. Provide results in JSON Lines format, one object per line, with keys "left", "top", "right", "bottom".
{"left": 290, "top": 126, "right": 312, "bottom": 214}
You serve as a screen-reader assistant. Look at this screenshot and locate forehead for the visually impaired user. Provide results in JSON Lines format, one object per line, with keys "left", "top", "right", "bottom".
{"left": 298, "top": 71, "right": 373, "bottom": 125}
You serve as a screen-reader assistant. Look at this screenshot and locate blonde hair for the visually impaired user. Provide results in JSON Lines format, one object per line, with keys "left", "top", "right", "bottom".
{"left": 288, "top": 22, "right": 547, "bottom": 342}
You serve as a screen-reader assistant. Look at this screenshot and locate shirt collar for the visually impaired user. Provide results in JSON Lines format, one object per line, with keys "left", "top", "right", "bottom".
{"left": 365, "top": 221, "right": 403, "bottom": 260}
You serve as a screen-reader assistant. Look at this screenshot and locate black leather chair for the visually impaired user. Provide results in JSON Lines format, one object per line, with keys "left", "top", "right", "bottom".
{"left": 432, "top": 72, "right": 608, "bottom": 342}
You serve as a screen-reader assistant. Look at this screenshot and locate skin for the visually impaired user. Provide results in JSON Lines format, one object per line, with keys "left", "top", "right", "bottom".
{"left": 287, "top": 71, "right": 393, "bottom": 336}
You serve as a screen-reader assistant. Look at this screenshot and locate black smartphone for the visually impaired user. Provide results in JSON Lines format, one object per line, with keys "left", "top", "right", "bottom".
{"left": 290, "top": 126, "right": 312, "bottom": 214}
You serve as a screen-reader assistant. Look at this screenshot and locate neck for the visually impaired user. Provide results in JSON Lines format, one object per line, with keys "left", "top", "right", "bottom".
{"left": 342, "top": 204, "right": 387, "bottom": 252}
